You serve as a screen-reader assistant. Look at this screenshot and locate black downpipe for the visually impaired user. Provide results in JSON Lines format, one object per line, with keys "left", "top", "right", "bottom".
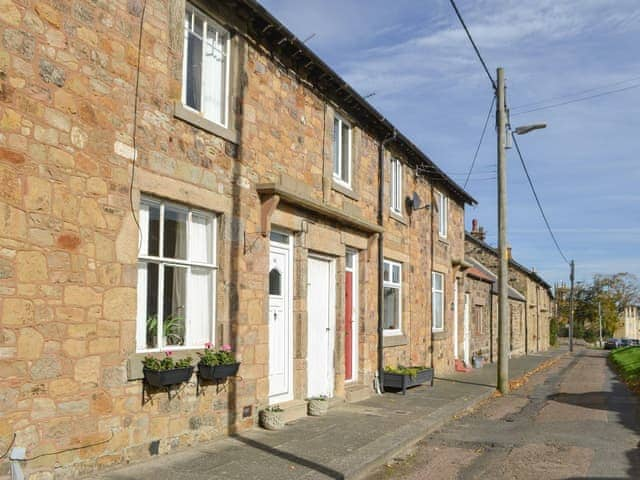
{"left": 378, "top": 129, "right": 397, "bottom": 392}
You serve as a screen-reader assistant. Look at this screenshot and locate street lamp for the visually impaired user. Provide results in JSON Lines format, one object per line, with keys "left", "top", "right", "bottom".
{"left": 514, "top": 123, "right": 547, "bottom": 135}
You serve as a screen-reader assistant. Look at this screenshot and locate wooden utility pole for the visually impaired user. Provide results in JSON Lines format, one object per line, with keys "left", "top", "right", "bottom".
{"left": 497, "top": 67, "right": 509, "bottom": 394}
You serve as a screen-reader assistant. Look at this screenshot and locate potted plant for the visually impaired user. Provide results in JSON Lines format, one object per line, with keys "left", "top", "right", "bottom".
{"left": 197, "top": 343, "right": 240, "bottom": 382}
{"left": 142, "top": 352, "right": 193, "bottom": 387}
{"left": 259, "top": 405, "right": 284, "bottom": 430}
{"left": 383, "top": 365, "right": 434, "bottom": 395}
{"left": 146, "top": 314, "right": 185, "bottom": 347}
{"left": 307, "top": 396, "right": 328, "bottom": 416}
{"left": 472, "top": 350, "right": 484, "bottom": 369}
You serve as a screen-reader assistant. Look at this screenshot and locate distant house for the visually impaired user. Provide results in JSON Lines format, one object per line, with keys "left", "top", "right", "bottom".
{"left": 618, "top": 305, "right": 640, "bottom": 339}
{"left": 465, "top": 220, "right": 555, "bottom": 358}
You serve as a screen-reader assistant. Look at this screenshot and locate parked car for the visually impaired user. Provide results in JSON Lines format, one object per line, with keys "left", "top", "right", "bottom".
{"left": 621, "top": 338, "right": 640, "bottom": 347}
{"left": 605, "top": 338, "right": 622, "bottom": 349}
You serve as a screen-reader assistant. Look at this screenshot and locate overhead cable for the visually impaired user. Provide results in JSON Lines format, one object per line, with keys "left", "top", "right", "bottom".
{"left": 448, "top": 0, "right": 496, "bottom": 91}
{"left": 511, "top": 133, "right": 571, "bottom": 265}
{"left": 463, "top": 95, "right": 496, "bottom": 189}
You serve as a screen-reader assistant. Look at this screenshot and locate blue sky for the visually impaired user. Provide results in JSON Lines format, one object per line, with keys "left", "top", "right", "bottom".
{"left": 259, "top": 0, "right": 640, "bottom": 286}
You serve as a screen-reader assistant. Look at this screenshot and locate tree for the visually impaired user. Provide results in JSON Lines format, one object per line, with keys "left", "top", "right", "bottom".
{"left": 558, "top": 273, "right": 640, "bottom": 341}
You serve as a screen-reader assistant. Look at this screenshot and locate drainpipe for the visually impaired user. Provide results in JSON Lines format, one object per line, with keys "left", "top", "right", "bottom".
{"left": 429, "top": 184, "right": 435, "bottom": 372}
{"left": 377, "top": 129, "right": 396, "bottom": 393}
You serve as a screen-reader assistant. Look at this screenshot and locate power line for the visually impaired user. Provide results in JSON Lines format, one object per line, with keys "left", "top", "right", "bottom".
{"left": 511, "top": 74, "right": 640, "bottom": 111}
{"left": 511, "top": 133, "right": 570, "bottom": 265}
{"left": 448, "top": 0, "right": 496, "bottom": 91}
{"left": 464, "top": 95, "right": 496, "bottom": 189}
{"left": 511, "top": 82, "right": 640, "bottom": 116}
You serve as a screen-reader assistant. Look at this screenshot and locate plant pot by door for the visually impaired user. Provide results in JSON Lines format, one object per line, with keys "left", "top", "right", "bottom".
{"left": 259, "top": 409, "right": 284, "bottom": 430}
{"left": 307, "top": 398, "right": 328, "bottom": 416}
{"left": 472, "top": 356, "right": 484, "bottom": 369}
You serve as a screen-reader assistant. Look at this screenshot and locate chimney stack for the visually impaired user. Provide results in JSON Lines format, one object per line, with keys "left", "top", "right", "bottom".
{"left": 470, "top": 218, "right": 487, "bottom": 242}
{"left": 507, "top": 246, "right": 512, "bottom": 261}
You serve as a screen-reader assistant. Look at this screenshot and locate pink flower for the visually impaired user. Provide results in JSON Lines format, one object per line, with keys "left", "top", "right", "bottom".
{"left": 165, "top": 351, "right": 173, "bottom": 357}
{"left": 221, "top": 344, "right": 232, "bottom": 352}
{"left": 204, "top": 342, "right": 213, "bottom": 349}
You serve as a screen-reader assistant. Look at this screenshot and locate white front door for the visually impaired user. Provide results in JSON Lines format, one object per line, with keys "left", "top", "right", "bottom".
{"left": 268, "top": 232, "right": 292, "bottom": 403}
{"left": 463, "top": 293, "right": 471, "bottom": 365}
{"left": 307, "top": 255, "right": 335, "bottom": 398}
{"left": 453, "top": 279, "right": 459, "bottom": 359}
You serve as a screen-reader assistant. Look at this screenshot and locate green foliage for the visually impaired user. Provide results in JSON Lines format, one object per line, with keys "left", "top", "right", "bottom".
{"left": 146, "top": 314, "right": 185, "bottom": 346}
{"left": 557, "top": 272, "right": 640, "bottom": 342}
{"left": 610, "top": 347, "right": 640, "bottom": 384}
{"left": 142, "top": 353, "right": 193, "bottom": 371}
{"left": 263, "top": 404, "right": 283, "bottom": 412}
{"left": 550, "top": 317, "right": 558, "bottom": 344}
{"left": 197, "top": 343, "right": 235, "bottom": 366}
{"left": 384, "top": 365, "right": 428, "bottom": 378}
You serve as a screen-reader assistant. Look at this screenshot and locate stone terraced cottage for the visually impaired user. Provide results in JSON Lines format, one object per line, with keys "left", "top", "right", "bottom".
{"left": 0, "top": 0, "right": 552, "bottom": 478}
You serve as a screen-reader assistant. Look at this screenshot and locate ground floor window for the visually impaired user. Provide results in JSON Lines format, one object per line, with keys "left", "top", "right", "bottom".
{"left": 136, "top": 196, "right": 217, "bottom": 351}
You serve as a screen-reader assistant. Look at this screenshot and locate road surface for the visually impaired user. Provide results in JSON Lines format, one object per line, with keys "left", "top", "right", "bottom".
{"left": 367, "top": 349, "right": 640, "bottom": 479}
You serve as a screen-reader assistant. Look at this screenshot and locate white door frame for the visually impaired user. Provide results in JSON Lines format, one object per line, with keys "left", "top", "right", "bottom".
{"left": 345, "top": 249, "right": 358, "bottom": 384}
{"left": 463, "top": 293, "right": 471, "bottom": 365}
{"left": 307, "top": 253, "right": 336, "bottom": 398}
{"left": 453, "top": 278, "right": 459, "bottom": 359}
{"left": 268, "top": 230, "right": 293, "bottom": 404}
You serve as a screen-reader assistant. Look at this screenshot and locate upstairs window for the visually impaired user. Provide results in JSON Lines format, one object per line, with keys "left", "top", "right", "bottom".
{"left": 390, "top": 158, "right": 402, "bottom": 215}
{"left": 333, "top": 115, "right": 351, "bottom": 187}
{"left": 137, "top": 196, "right": 217, "bottom": 351}
{"left": 383, "top": 260, "right": 402, "bottom": 334}
{"left": 438, "top": 191, "right": 448, "bottom": 238}
{"left": 183, "top": 3, "right": 229, "bottom": 127}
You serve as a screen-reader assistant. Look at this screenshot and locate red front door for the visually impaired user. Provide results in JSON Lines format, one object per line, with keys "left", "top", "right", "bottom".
{"left": 345, "top": 271, "right": 353, "bottom": 381}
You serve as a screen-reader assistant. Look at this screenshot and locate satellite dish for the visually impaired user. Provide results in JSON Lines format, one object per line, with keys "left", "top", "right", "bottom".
{"left": 412, "top": 192, "right": 422, "bottom": 210}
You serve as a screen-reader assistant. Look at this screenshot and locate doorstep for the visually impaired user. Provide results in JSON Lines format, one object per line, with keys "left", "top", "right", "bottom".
{"left": 276, "top": 399, "right": 308, "bottom": 424}
{"left": 345, "top": 383, "right": 372, "bottom": 403}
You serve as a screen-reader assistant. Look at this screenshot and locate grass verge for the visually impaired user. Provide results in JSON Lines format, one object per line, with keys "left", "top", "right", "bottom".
{"left": 609, "top": 346, "right": 640, "bottom": 392}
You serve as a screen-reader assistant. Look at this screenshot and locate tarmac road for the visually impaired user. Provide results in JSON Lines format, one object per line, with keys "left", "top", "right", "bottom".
{"left": 366, "top": 348, "right": 640, "bottom": 480}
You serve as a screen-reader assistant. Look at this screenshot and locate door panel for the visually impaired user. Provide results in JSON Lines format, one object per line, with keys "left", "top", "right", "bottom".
{"left": 268, "top": 243, "right": 291, "bottom": 402}
{"left": 307, "top": 256, "right": 335, "bottom": 398}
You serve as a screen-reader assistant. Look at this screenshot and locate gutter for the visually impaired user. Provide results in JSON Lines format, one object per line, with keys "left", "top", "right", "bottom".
{"left": 377, "top": 129, "right": 396, "bottom": 393}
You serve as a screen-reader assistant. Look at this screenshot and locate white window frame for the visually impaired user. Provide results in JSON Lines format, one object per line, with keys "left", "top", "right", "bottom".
{"left": 437, "top": 191, "right": 448, "bottom": 238}
{"left": 182, "top": 3, "right": 231, "bottom": 128}
{"left": 136, "top": 195, "right": 217, "bottom": 352}
{"left": 383, "top": 259, "right": 402, "bottom": 335}
{"left": 332, "top": 114, "right": 352, "bottom": 188}
{"left": 432, "top": 271, "right": 444, "bottom": 332}
{"left": 390, "top": 158, "right": 402, "bottom": 215}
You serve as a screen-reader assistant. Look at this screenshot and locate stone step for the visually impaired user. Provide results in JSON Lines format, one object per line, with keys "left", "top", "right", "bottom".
{"left": 345, "top": 383, "right": 372, "bottom": 403}
{"left": 277, "top": 399, "right": 308, "bottom": 423}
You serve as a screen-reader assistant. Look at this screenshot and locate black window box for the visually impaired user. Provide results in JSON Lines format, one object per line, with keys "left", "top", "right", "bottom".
{"left": 198, "top": 362, "right": 240, "bottom": 381}
{"left": 143, "top": 366, "right": 194, "bottom": 388}
{"left": 383, "top": 367, "right": 434, "bottom": 395}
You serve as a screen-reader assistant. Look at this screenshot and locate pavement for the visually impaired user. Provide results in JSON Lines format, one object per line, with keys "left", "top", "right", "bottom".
{"left": 366, "top": 346, "right": 640, "bottom": 479}
{"left": 94, "top": 348, "right": 566, "bottom": 480}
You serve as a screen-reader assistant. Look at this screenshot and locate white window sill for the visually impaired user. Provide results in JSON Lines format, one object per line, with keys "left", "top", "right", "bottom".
{"left": 174, "top": 102, "right": 239, "bottom": 144}
{"left": 331, "top": 179, "right": 359, "bottom": 200}
{"left": 389, "top": 210, "right": 407, "bottom": 225}
{"left": 383, "top": 334, "right": 408, "bottom": 347}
